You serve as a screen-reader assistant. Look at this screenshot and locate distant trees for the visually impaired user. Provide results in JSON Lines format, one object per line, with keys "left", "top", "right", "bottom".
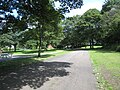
{"left": 60, "top": 0, "right": 120, "bottom": 51}
{"left": 61, "top": 16, "right": 80, "bottom": 48}
{"left": 0, "top": 31, "right": 22, "bottom": 51}
{"left": 61, "top": 9, "right": 101, "bottom": 49}
{"left": 0, "top": 33, "right": 14, "bottom": 49}
{"left": 100, "top": 0, "right": 120, "bottom": 50}
{"left": 81, "top": 9, "right": 101, "bottom": 48}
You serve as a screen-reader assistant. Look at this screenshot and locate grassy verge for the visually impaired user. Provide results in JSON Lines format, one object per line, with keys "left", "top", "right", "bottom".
{"left": 0, "top": 49, "right": 70, "bottom": 74}
{"left": 89, "top": 49, "right": 120, "bottom": 90}
{"left": 81, "top": 45, "right": 103, "bottom": 49}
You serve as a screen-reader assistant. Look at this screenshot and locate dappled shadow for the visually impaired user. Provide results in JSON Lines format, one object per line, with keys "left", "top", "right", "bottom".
{"left": 10, "top": 49, "right": 56, "bottom": 54}
{"left": 0, "top": 61, "right": 72, "bottom": 90}
{"left": 45, "top": 49, "right": 57, "bottom": 52}
{"left": 62, "top": 48, "right": 102, "bottom": 51}
{"left": 0, "top": 54, "right": 55, "bottom": 62}
{"left": 22, "top": 50, "right": 38, "bottom": 54}
{"left": 41, "top": 54, "right": 55, "bottom": 58}
{"left": 12, "top": 54, "right": 54, "bottom": 60}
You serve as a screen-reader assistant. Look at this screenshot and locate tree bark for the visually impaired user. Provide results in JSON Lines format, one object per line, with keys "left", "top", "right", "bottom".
{"left": 38, "top": 41, "right": 41, "bottom": 57}
{"left": 90, "top": 40, "right": 92, "bottom": 49}
{"left": 13, "top": 43, "right": 17, "bottom": 52}
{"left": 38, "top": 24, "right": 43, "bottom": 57}
{"left": 91, "top": 38, "right": 94, "bottom": 49}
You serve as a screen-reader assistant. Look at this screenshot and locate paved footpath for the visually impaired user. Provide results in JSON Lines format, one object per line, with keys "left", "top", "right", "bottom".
{"left": 21, "top": 50, "right": 97, "bottom": 90}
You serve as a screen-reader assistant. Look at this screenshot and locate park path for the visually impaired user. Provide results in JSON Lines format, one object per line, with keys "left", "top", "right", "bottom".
{"left": 21, "top": 50, "right": 97, "bottom": 90}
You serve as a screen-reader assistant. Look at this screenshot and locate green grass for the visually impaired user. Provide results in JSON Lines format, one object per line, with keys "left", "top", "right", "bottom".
{"left": 12, "top": 49, "right": 64, "bottom": 55}
{"left": 89, "top": 49, "right": 120, "bottom": 90}
{"left": 0, "top": 49, "right": 70, "bottom": 74}
{"left": 81, "top": 45, "right": 102, "bottom": 49}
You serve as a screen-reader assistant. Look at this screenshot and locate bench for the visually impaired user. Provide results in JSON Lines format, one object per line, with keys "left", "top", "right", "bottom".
{"left": 0, "top": 53, "right": 12, "bottom": 58}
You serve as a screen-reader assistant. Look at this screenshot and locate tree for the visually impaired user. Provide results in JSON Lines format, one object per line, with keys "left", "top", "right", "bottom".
{"left": 0, "top": 31, "right": 22, "bottom": 51}
{"left": 0, "top": 0, "right": 83, "bottom": 56}
{"left": 61, "top": 16, "right": 79, "bottom": 48}
{"left": 61, "top": 9, "right": 101, "bottom": 49}
{"left": 0, "top": 33, "right": 14, "bottom": 49}
{"left": 21, "top": 0, "right": 83, "bottom": 57}
{"left": 100, "top": 4, "right": 120, "bottom": 47}
{"left": 81, "top": 9, "right": 101, "bottom": 48}
{"left": 102, "top": 0, "right": 120, "bottom": 13}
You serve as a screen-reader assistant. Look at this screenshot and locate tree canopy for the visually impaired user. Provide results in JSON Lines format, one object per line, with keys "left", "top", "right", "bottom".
{"left": 60, "top": 0, "right": 120, "bottom": 51}
{"left": 0, "top": 0, "right": 120, "bottom": 52}
{"left": 61, "top": 9, "right": 101, "bottom": 49}
{"left": 0, "top": 0, "right": 83, "bottom": 56}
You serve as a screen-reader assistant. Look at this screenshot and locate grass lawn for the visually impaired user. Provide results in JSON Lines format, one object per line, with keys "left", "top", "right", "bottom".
{"left": 81, "top": 46, "right": 103, "bottom": 49}
{"left": 89, "top": 49, "right": 120, "bottom": 90}
{"left": 0, "top": 49, "right": 70, "bottom": 75}
{"left": 11, "top": 49, "right": 62, "bottom": 55}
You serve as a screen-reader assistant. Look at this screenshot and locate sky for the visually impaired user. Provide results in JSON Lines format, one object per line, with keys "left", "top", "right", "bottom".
{"left": 0, "top": 0, "right": 105, "bottom": 19}
{"left": 65, "top": 0, "right": 105, "bottom": 17}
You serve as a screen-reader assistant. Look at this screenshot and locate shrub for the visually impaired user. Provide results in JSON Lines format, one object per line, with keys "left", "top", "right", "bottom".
{"left": 116, "top": 45, "right": 120, "bottom": 52}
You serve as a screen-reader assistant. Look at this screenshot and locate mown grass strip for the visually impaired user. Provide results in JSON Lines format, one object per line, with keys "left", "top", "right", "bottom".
{"left": 89, "top": 50, "right": 120, "bottom": 90}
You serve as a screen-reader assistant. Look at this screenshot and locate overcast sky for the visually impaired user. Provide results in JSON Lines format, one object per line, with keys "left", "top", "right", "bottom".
{"left": 65, "top": 0, "right": 105, "bottom": 17}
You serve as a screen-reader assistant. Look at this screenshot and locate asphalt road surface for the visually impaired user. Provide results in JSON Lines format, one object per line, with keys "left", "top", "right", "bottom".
{"left": 21, "top": 50, "right": 97, "bottom": 90}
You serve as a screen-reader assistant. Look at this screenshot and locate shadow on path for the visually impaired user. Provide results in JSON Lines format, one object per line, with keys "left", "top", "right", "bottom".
{"left": 0, "top": 61, "right": 72, "bottom": 90}
{"left": 0, "top": 54, "right": 55, "bottom": 62}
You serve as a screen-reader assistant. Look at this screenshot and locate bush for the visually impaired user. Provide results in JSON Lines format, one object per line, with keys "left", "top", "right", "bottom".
{"left": 116, "top": 45, "right": 120, "bottom": 52}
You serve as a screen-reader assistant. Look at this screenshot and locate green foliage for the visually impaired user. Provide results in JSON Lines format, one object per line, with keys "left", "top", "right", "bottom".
{"left": 82, "top": 9, "right": 102, "bottom": 48}
{"left": 61, "top": 16, "right": 81, "bottom": 47}
{"left": 100, "top": 2, "right": 120, "bottom": 47}
{"left": 0, "top": 0, "right": 83, "bottom": 56}
{"left": 61, "top": 9, "right": 101, "bottom": 48}
{"left": 0, "top": 33, "right": 14, "bottom": 47}
{"left": 102, "top": 0, "right": 120, "bottom": 13}
{"left": 116, "top": 45, "right": 120, "bottom": 52}
{"left": 25, "top": 40, "right": 38, "bottom": 49}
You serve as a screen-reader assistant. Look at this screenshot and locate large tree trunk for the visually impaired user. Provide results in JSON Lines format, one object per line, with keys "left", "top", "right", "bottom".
{"left": 38, "top": 42, "right": 41, "bottom": 57}
{"left": 91, "top": 38, "right": 94, "bottom": 49}
{"left": 13, "top": 43, "right": 17, "bottom": 52}
{"left": 90, "top": 39, "right": 94, "bottom": 49}
{"left": 38, "top": 25, "right": 43, "bottom": 57}
{"left": 90, "top": 40, "right": 92, "bottom": 49}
